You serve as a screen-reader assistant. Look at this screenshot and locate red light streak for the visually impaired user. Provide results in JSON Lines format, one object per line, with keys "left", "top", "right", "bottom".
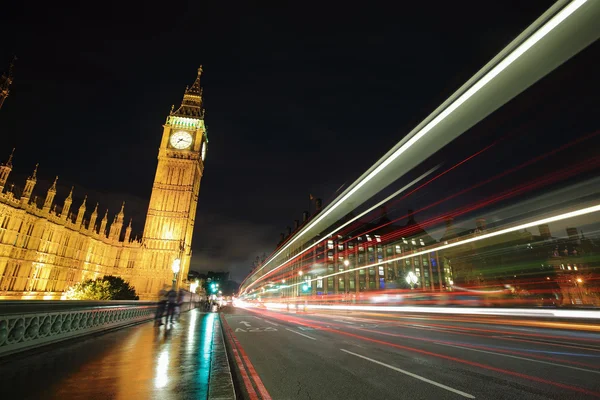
{"left": 241, "top": 308, "right": 600, "bottom": 397}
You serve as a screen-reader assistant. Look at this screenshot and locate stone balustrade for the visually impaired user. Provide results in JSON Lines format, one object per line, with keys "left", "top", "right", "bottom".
{"left": 0, "top": 300, "right": 157, "bottom": 357}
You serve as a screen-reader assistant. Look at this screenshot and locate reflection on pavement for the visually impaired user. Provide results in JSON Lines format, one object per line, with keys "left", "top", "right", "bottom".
{"left": 0, "top": 309, "right": 215, "bottom": 400}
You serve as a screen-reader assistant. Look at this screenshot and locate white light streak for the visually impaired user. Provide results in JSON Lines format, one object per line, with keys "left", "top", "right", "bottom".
{"left": 307, "top": 305, "right": 600, "bottom": 320}
{"left": 243, "top": 168, "right": 437, "bottom": 293}
{"left": 242, "top": 0, "right": 588, "bottom": 293}
{"left": 265, "top": 203, "right": 600, "bottom": 291}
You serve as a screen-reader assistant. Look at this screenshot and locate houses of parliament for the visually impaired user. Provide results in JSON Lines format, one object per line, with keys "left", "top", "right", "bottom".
{"left": 0, "top": 61, "right": 208, "bottom": 300}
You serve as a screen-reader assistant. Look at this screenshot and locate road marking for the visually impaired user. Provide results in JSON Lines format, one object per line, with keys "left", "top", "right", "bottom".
{"left": 340, "top": 349, "right": 475, "bottom": 399}
{"left": 286, "top": 328, "right": 317, "bottom": 340}
{"left": 240, "top": 321, "right": 251, "bottom": 327}
{"left": 264, "top": 320, "right": 279, "bottom": 326}
{"left": 500, "top": 336, "right": 600, "bottom": 352}
{"left": 298, "top": 326, "right": 314, "bottom": 331}
{"left": 502, "top": 336, "right": 600, "bottom": 352}
{"left": 434, "top": 343, "right": 600, "bottom": 375}
{"left": 334, "top": 319, "right": 355, "bottom": 325}
{"left": 236, "top": 327, "right": 278, "bottom": 333}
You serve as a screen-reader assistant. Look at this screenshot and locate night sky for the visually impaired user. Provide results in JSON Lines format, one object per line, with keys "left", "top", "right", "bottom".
{"left": 1, "top": 1, "right": 597, "bottom": 282}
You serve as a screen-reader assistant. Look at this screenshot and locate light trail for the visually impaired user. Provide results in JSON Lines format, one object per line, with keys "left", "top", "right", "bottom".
{"left": 301, "top": 304, "right": 600, "bottom": 320}
{"left": 247, "top": 133, "right": 595, "bottom": 294}
{"left": 241, "top": 0, "right": 597, "bottom": 293}
{"left": 241, "top": 167, "right": 437, "bottom": 293}
{"left": 243, "top": 307, "right": 600, "bottom": 397}
{"left": 243, "top": 202, "right": 600, "bottom": 297}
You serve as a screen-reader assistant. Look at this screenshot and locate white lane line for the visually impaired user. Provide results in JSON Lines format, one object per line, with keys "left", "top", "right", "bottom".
{"left": 334, "top": 320, "right": 356, "bottom": 325}
{"left": 264, "top": 320, "right": 279, "bottom": 326}
{"left": 434, "top": 343, "right": 600, "bottom": 375}
{"left": 502, "top": 336, "right": 600, "bottom": 352}
{"left": 285, "top": 328, "right": 317, "bottom": 340}
{"left": 340, "top": 349, "right": 475, "bottom": 398}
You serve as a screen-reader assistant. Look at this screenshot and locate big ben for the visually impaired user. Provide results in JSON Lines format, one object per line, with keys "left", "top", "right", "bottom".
{"left": 142, "top": 66, "right": 207, "bottom": 292}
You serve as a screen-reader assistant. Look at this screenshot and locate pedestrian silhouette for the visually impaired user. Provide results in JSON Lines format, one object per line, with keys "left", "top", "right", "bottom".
{"left": 155, "top": 286, "right": 168, "bottom": 326}
{"left": 166, "top": 288, "right": 178, "bottom": 324}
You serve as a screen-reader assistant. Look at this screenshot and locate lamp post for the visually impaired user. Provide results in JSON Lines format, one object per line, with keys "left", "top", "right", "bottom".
{"left": 171, "top": 258, "right": 181, "bottom": 290}
{"left": 190, "top": 280, "right": 199, "bottom": 309}
{"left": 575, "top": 277, "right": 584, "bottom": 304}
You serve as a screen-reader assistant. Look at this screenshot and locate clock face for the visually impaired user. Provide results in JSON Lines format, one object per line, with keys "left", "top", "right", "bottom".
{"left": 170, "top": 131, "right": 193, "bottom": 149}
{"left": 201, "top": 141, "right": 207, "bottom": 161}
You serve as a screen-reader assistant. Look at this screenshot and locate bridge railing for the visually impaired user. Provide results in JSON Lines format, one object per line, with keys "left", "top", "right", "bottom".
{"left": 0, "top": 300, "right": 162, "bottom": 358}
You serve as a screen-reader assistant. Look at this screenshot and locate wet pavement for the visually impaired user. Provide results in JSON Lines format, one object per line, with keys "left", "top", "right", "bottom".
{"left": 0, "top": 309, "right": 231, "bottom": 400}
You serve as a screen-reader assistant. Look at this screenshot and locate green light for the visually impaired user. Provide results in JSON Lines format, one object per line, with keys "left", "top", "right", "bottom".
{"left": 302, "top": 284, "right": 309, "bottom": 292}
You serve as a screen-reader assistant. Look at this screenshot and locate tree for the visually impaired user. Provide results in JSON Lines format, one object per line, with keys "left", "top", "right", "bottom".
{"left": 65, "top": 275, "right": 139, "bottom": 300}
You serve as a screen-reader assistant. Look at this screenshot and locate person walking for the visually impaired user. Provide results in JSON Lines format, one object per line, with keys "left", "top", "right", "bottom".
{"left": 155, "top": 287, "right": 168, "bottom": 326}
{"left": 166, "top": 288, "right": 178, "bottom": 324}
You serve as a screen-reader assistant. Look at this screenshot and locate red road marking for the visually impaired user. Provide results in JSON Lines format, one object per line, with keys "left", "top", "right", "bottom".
{"left": 221, "top": 315, "right": 272, "bottom": 400}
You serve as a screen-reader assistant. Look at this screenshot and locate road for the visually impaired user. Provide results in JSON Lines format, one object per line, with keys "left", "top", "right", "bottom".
{"left": 222, "top": 306, "right": 600, "bottom": 400}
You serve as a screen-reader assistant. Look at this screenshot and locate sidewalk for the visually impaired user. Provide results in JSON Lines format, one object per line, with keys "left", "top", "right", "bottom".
{"left": 0, "top": 308, "right": 235, "bottom": 400}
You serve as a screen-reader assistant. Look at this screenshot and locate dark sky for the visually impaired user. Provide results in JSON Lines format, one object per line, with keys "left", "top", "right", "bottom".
{"left": 1, "top": 1, "right": 597, "bottom": 282}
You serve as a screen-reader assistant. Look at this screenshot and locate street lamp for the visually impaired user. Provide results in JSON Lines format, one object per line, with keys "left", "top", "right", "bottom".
{"left": 171, "top": 258, "right": 181, "bottom": 290}
{"left": 190, "top": 280, "right": 199, "bottom": 308}
{"left": 298, "top": 271, "right": 303, "bottom": 276}
{"left": 343, "top": 259, "right": 350, "bottom": 267}
{"left": 406, "top": 271, "right": 418, "bottom": 290}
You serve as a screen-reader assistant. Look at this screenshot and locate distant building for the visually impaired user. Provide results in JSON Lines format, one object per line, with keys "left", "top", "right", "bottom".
{"left": 254, "top": 205, "right": 599, "bottom": 306}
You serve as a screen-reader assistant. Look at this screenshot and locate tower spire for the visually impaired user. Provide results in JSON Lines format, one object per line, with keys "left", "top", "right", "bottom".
{"left": 76, "top": 195, "right": 87, "bottom": 226}
{"left": 0, "top": 148, "right": 14, "bottom": 192}
{"left": 61, "top": 186, "right": 74, "bottom": 221}
{"left": 21, "top": 164, "right": 38, "bottom": 206}
{"left": 89, "top": 202, "right": 99, "bottom": 232}
{"left": 0, "top": 57, "right": 16, "bottom": 110}
{"left": 43, "top": 176, "right": 58, "bottom": 212}
{"left": 5, "top": 148, "right": 14, "bottom": 167}
{"left": 100, "top": 209, "right": 109, "bottom": 237}
{"left": 124, "top": 218, "right": 133, "bottom": 242}
{"left": 31, "top": 163, "right": 38, "bottom": 180}
{"left": 170, "top": 66, "right": 204, "bottom": 118}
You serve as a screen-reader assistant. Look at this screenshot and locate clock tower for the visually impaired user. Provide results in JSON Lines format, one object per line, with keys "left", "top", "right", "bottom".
{"left": 142, "top": 66, "right": 208, "bottom": 291}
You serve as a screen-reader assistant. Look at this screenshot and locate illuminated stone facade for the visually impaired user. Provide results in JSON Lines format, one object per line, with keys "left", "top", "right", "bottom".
{"left": 0, "top": 67, "right": 207, "bottom": 300}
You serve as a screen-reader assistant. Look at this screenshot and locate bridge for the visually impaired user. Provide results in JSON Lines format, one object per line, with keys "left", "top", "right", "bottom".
{"left": 1, "top": 1, "right": 600, "bottom": 399}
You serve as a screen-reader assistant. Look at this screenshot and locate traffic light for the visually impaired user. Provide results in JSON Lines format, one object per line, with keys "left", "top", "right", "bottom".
{"left": 302, "top": 284, "right": 310, "bottom": 292}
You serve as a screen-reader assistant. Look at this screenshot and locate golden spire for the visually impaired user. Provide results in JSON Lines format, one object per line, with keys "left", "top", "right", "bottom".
{"left": 170, "top": 66, "right": 204, "bottom": 118}
{"left": 66, "top": 186, "right": 74, "bottom": 200}
{"left": 49, "top": 176, "right": 58, "bottom": 192}
{"left": 29, "top": 164, "right": 39, "bottom": 181}
{"left": 3, "top": 148, "right": 14, "bottom": 167}
{"left": 80, "top": 194, "right": 87, "bottom": 208}
{"left": 91, "top": 202, "right": 98, "bottom": 215}
{"left": 118, "top": 201, "right": 125, "bottom": 215}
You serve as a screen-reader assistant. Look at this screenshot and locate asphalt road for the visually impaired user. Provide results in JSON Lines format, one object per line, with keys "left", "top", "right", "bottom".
{"left": 222, "top": 306, "right": 600, "bottom": 400}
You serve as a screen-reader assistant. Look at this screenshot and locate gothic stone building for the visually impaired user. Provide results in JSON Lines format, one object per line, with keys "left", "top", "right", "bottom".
{"left": 0, "top": 66, "right": 208, "bottom": 300}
